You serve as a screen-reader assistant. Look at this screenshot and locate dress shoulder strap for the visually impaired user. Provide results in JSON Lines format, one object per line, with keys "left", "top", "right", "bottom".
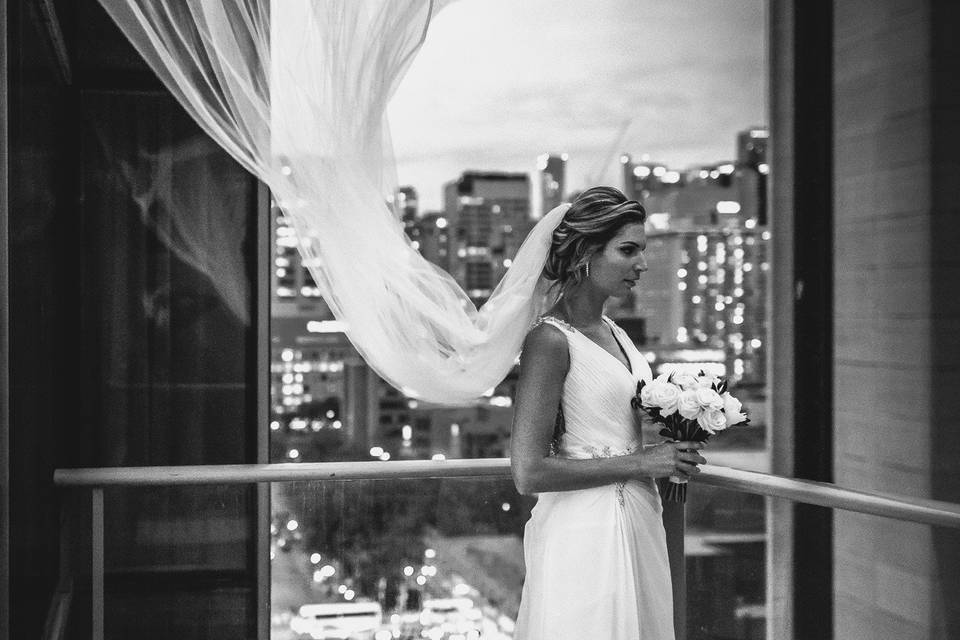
{"left": 602, "top": 314, "right": 628, "bottom": 337}
{"left": 533, "top": 315, "right": 576, "bottom": 334}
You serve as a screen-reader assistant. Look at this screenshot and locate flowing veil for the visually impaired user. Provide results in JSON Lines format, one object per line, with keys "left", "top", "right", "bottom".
{"left": 97, "top": 0, "right": 568, "bottom": 404}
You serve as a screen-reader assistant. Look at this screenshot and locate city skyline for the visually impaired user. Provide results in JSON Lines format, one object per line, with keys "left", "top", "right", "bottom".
{"left": 388, "top": 0, "right": 767, "bottom": 211}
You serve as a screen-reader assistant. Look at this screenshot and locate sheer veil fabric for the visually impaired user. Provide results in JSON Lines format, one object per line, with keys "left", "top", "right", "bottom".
{"left": 98, "top": 0, "right": 569, "bottom": 403}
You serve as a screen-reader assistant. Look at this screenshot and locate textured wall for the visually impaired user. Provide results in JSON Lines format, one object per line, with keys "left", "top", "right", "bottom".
{"left": 833, "top": 0, "right": 959, "bottom": 637}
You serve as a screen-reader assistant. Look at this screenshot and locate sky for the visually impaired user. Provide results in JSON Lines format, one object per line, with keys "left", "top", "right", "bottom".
{"left": 387, "top": 0, "right": 767, "bottom": 212}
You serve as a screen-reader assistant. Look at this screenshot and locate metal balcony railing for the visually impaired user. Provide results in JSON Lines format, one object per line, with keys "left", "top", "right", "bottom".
{"left": 52, "top": 460, "right": 960, "bottom": 640}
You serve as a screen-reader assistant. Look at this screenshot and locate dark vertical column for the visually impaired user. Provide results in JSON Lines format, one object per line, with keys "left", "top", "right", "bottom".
{"left": 0, "top": 0, "right": 10, "bottom": 636}
{"left": 791, "top": 2, "right": 833, "bottom": 639}
{"left": 660, "top": 488, "right": 686, "bottom": 640}
{"left": 255, "top": 181, "right": 271, "bottom": 640}
{"left": 929, "top": 1, "right": 960, "bottom": 635}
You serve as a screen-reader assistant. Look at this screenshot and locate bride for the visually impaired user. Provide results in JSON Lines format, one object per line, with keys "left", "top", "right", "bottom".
{"left": 510, "top": 186, "right": 706, "bottom": 639}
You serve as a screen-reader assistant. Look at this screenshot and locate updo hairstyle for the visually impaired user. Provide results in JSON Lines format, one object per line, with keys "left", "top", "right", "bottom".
{"left": 543, "top": 186, "right": 647, "bottom": 290}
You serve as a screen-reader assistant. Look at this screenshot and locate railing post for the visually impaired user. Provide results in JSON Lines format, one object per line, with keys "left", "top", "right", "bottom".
{"left": 660, "top": 481, "right": 686, "bottom": 640}
{"left": 91, "top": 488, "right": 104, "bottom": 640}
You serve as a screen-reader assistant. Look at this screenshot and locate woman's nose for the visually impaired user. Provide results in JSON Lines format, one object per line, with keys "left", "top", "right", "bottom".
{"left": 634, "top": 256, "right": 648, "bottom": 272}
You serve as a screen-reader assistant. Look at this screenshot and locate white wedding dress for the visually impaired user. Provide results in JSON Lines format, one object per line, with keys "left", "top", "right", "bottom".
{"left": 514, "top": 315, "right": 675, "bottom": 640}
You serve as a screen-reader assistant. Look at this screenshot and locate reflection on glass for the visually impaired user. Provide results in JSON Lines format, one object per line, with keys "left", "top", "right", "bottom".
{"left": 102, "top": 485, "right": 255, "bottom": 639}
{"left": 685, "top": 485, "right": 766, "bottom": 639}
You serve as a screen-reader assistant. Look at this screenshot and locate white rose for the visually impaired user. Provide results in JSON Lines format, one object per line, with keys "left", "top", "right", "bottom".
{"left": 698, "top": 408, "right": 728, "bottom": 434}
{"left": 639, "top": 381, "right": 655, "bottom": 405}
{"left": 722, "top": 392, "right": 748, "bottom": 426}
{"left": 695, "top": 387, "right": 724, "bottom": 411}
{"left": 671, "top": 372, "right": 699, "bottom": 391}
{"left": 641, "top": 380, "right": 680, "bottom": 416}
{"left": 677, "top": 389, "right": 702, "bottom": 420}
{"left": 695, "top": 373, "right": 719, "bottom": 389}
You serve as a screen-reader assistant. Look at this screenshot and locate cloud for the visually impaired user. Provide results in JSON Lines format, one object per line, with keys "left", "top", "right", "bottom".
{"left": 388, "top": 0, "right": 766, "bottom": 209}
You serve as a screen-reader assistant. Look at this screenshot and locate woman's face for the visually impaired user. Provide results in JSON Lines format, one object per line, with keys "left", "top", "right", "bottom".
{"left": 589, "top": 222, "right": 648, "bottom": 297}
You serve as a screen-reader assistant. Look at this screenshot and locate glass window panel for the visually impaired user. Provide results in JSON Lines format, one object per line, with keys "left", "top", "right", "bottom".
{"left": 97, "top": 486, "right": 256, "bottom": 640}
{"left": 271, "top": 478, "right": 527, "bottom": 639}
{"left": 684, "top": 484, "right": 767, "bottom": 639}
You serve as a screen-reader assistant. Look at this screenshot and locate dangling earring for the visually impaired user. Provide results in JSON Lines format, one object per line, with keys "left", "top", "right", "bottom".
{"left": 585, "top": 262, "right": 591, "bottom": 279}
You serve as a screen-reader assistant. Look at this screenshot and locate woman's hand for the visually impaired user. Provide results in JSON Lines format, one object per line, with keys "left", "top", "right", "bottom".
{"left": 633, "top": 441, "right": 707, "bottom": 479}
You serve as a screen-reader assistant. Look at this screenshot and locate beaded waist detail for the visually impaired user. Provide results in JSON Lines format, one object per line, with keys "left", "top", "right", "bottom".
{"left": 559, "top": 441, "right": 641, "bottom": 460}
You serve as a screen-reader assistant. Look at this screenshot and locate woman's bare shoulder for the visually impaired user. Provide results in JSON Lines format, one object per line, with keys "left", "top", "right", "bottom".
{"left": 521, "top": 320, "right": 569, "bottom": 366}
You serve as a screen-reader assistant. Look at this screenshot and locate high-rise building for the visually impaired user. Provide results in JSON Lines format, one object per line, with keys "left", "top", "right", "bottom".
{"left": 537, "top": 153, "right": 567, "bottom": 217}
{"left": 271, "top": 202, "right": 377, "bottom": 455}
{"left": 736, "top": 127, "right": 769, "bottom": 226}
{"left": 396, "top": 185, "right": 418, "bottom": 222}
{"left": 409, "top": 211, "right": 452, "bottom": 272}
{"left": 623, "top": 129, "right": 769, "bottom": 231}
{"left": 442, "top": 171, "right": 532, "bottom": 306}
{"left": 624, "top": 225, "right": 769, "bottom": 386}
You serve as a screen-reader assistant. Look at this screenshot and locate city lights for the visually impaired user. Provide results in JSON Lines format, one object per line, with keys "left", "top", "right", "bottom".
{"left": 310, "top": 552, "right": 322, "bottom": 564}
{"left": 716, "top": 201, "right": 741, "bottom": 214}
{"left": 306, "top": 320, "right": 348, "bottom": 333}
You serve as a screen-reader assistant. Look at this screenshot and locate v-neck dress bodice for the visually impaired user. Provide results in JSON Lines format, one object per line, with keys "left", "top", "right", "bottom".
{"left": 514, "top": 315, "right": 675, "bottom": 640}
{"left": 539, "top": 315, "right": 650, "bottom": 459}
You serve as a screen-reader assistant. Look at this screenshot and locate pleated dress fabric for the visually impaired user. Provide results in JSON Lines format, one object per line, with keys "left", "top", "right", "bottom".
{"left": 514, "top": 315, "right": 675, "bottom": 640}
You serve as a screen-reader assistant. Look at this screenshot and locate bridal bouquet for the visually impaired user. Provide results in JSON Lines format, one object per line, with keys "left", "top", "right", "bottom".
{"left": 631, "top": 369, "right": 749, "bottom": 502}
